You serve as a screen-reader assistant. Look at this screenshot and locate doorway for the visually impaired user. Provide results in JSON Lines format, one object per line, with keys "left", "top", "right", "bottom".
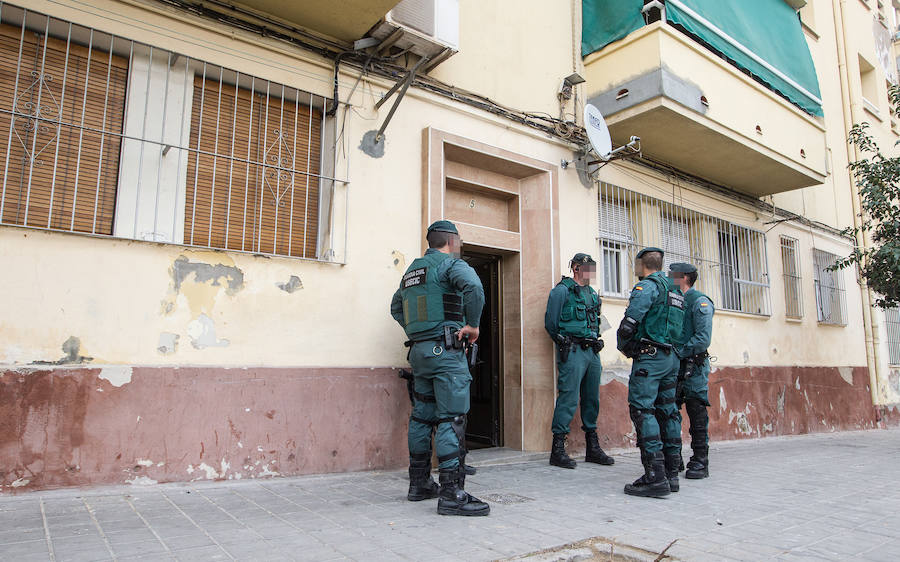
{"left": 462, "top": 251, "right": 502, "bottom": 449}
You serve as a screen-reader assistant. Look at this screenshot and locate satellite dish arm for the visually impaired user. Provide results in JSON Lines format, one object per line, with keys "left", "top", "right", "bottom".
{"left": 588, "top": 136, "right": 641, "bottom": 166}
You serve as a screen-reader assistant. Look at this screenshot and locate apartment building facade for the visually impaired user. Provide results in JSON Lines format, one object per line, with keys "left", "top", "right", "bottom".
{"left": 0, "top": 0, "right": 897, "bottom": 491}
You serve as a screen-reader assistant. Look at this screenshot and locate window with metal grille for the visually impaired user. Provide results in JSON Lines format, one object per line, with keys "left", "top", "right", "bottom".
{"left": 812, "top": 249, "right": 847, "bottom": 325}
{"left": 0, "top": 19, "right": 126, "bottom": 234}
{"left": 780, "top": 235, "right": 803, "bottom": 319}
{"left": 597, "top": 194, "right": 634, "bottom": 297}
{"left": 184, "top": 74, "right": 322, "bottom": 258}
{"left": 597, "top": 182, "right": 771, "bottom": 315}
{"left": 885, "top": 307, "right": 900, "bottom": 365}
{"left": 0, "top": 3, "right": 340, "bottom": 261}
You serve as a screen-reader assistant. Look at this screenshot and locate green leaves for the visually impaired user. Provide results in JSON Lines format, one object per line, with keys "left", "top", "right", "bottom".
{"left": 838, "top": 84, "right": 900, "bottom": 309}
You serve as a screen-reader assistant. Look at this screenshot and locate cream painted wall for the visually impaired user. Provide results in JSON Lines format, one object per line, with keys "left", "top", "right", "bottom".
{"left": 579, "top": 163, "right": 867, "bottom": 371}
{"left": 429, "top": 0, "right": 579, "bottom": 120}
{"left": 0, "top": 0, "right": 871, "bottom": 377}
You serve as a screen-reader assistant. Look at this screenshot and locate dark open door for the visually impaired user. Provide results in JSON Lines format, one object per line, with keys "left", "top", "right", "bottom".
{"left": 461, "top": 252, "right": 502, "bottom": 448}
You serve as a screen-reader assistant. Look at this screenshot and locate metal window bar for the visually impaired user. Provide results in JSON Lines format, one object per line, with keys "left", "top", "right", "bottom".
{"left": 0, "top": 2, "right": 347, "bottom": 262}
{"left": 812, "top": 248, "right": 847, "bottom": 325}
{"left": 780, "top": 235, "right": 803, "bottom": 319}
{"left": 597, "top": 181, "right": 772, "bottom": 316}
{"left": 885, "top": 306, "right": 900, "bottom": 365}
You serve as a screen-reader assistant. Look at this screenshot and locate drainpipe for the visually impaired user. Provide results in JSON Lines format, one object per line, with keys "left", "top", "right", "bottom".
{"left": 832, "top": 0, "right": 883, "bottom": 408}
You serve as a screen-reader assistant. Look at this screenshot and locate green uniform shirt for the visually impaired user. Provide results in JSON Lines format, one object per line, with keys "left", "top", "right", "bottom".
{"left": 390, "top": 248, "right": 484, "bottom": 340}
{"left": 544, "top": 278, "right": 600, "bottom": 340}
{"left": 677, "top": 288, "right": 714, "bottom": 358}
{"left": 616, "top": 276, "right": 658, "bottom": 351}
{"left": 616, "top": 271, "right": 684, "bottom": 349}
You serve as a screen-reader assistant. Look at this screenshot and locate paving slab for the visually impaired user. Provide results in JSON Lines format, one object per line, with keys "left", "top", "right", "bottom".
{"left": 1, "top": 428, "right": 899, "bottom": 561}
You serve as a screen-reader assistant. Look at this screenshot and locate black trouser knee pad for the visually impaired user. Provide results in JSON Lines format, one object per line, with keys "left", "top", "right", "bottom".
{"left": 684, "top": 399, "right": 709, "bottom": 445}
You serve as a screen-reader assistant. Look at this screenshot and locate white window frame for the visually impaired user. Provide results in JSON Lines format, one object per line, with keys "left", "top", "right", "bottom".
{"left": 812, "top": 249, "right": 848, "bottom": 326}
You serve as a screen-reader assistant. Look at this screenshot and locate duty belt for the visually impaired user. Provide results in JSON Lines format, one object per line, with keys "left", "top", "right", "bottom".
{"left": 638, "top": 338, "right": 672, "bottom": 357}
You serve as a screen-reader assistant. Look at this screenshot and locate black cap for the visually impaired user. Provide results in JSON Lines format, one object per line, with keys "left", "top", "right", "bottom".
{"left": 636, "top": 247, "right": 664, "bottom": 259}
{"left": 571, "top": 253, "right": 596, "bottom": 266}
{"left": 669, "top": 262, "right": 697, "bottom": 274}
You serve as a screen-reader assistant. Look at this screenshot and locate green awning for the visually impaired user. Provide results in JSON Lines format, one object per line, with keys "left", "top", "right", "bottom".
{"left": 581, "top": 0, "right": 823, "bottom": 117}
{"left": 665, "top": 0, "right": 823, "bottom": 116}
{"left": 581, "top": 0, "right": 645, "bottom": 57}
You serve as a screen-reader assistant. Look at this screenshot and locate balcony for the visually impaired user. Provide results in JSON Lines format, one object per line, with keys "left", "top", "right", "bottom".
{"left": 583, "top": 22, "right": 827, "bottom": 197}
{"left": 224, "top": 0, "right": 401, "bottom": 42}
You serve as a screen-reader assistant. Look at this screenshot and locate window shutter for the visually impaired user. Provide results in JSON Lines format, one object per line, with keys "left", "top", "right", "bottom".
{"left": 0, "top": 23, "right": 126, "bottom": 234}
{"left": 598, "top": 196, "right": 633, "bottom": 242}
{"left": 184, "top": 76, "right": 322, "bottom": 258}
{"left": 659, "top": 216, "right": 690, "bottom": 266}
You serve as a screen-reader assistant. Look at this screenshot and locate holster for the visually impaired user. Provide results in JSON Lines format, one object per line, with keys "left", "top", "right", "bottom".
{"left": 556, "top": 335, "right": 572, "bottom": 363}
{"left": 398, "top": 369, "right": 415, "bottom": 405}
{"left": 443, "top": 326, "right": 464, "bottom": 350}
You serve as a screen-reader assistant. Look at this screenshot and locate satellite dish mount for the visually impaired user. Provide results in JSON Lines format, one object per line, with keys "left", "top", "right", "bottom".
{"left": 582, "top": 104, "right": 641, "bottom": 170}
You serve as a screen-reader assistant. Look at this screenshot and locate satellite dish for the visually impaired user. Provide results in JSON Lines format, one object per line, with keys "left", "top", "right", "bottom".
{"left": 584, "top": 104, "right": 612, "bottom": 159}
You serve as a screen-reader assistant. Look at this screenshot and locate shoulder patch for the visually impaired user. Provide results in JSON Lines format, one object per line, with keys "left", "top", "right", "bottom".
{"left": 700, "top": 302, "right": 709, "bottom": 307}
{"left": 634, "top": 286, "right": 643, "bottom": 291}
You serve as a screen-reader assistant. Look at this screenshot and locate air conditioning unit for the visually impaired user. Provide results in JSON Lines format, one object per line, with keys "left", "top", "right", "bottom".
{"left": 367, "top": 0, "right": 459, "bottom": 71}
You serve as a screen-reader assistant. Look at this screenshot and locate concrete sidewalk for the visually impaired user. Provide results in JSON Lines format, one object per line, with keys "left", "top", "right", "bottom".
{"left": 0, "top": 429, "right": 898, "bottom": 562}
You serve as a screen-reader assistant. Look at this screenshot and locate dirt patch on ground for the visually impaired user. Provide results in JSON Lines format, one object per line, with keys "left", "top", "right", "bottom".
{"left": 504, "top": 536, "right": 678, "bottom": 562}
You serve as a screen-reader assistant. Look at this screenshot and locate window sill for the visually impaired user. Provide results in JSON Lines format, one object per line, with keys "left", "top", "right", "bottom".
{"left": 785, "top": 316, "right": 804, "bottom": 323}
{"left": 801, "top": 21, "right": 819, "bottom": 40}
{"left": 816, "top": 321, "right": 848, "bottom": 327}
{"left": 714, "top": 308, "right": 771, "bottom": 320}
{"left": 863, "top": 99, "right": 883, "bottom": 122}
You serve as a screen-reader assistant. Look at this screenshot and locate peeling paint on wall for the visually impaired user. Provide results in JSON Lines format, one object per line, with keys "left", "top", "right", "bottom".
{"left": 157, "top": 332, "right": 179, "bottom": 355}
{"left": 889, "top": 370, "right": 900, "bottom": 395}
{"left": 126, "top": 476, "right": 158, "bottom": 486}
{"left": 98, "top": 366, "right": 133, "bottom": 388}
{"left": 600, "top": 364, "right": 630, "bottom": 386}
{"left": 276, "top": 275, "right": 303, "bottom": 293}
{"left": 34, "top": 337, "right": 93, "bottom": 365}
{"left": 171, "top": 256, "right": 244, "bottom": 295}
{"left": 776, "top": 386, "right": 786, "bottom": 414}
{"left": 187, "top": 315, "right": 229, "bottom": 349}
{"left": 728, "top": 406, "right": 753, "bottom": 435}
{"left": 163, "top": 254, "right": 245, "bottom": 317}
{"left": 391, "top": 250, "right": 406, "bottom": 271}
{"left": 837, "top": 367, "right": 854, "bottom": 385}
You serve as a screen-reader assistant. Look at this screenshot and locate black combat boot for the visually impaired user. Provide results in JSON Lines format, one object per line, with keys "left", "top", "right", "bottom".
{"left": 584, "top": 430, "right": 615, "bottom": 465}
{"left": 624, "top": 451, "right": 670, "bottom": 498}
{"left": 549, "top": 433, "right": 577, "bottom": 469}
{"left": 664, "top": 453, "right": 680, "bottom": 492}
{"left": 437, "top": 468, "right": 490, "bottom": 516}
{"left": 407, "top": 452, "right": 439, "bottom": 501}
{"left": 685, "top": 446, "right": 709, "bottom": 479}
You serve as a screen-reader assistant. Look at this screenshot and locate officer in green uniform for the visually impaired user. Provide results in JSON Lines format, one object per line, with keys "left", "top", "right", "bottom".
{"left": 544, "top": 253, "right": 615, "bottom": 469}
{"left": 616, "top": 247, "right": 684, "bottom": 498}
{"left": 390, "top": 220, "right": 490, "bottom": 516}
{"left": 669, "top": 262, "right": 715, "bottom": 480}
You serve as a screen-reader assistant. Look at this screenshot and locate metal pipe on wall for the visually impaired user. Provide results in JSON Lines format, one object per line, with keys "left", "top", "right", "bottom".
{"left": 833, "top": 0, "right": 882, "bottom": 406}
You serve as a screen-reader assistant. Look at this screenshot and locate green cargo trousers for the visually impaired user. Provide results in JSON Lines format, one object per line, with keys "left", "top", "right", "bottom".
{"left": 677, "top": 357, "right": 711, "bottom": 452}
{"left": 677, "top": 358, "right": 711, "bottom": 405}
{"left": 628, "top": 350, "right": 680, "bottom": 457}
{"left": 406, "top": 341, "right": 471, "bottom": 470}
{"left": 551, "top": 346, "right": 601, "bottom": 435}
